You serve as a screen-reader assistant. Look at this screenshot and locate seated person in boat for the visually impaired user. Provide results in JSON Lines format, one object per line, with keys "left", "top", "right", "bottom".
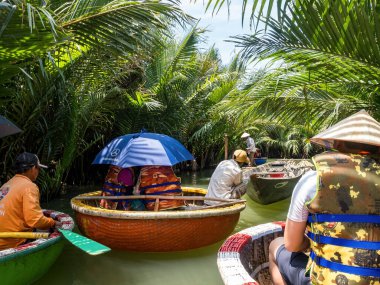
{"left": 0, "top": 152, "right": 57, "bottom": 250}
{"left": 269, "top": 110, "right": 380, "bottom": 285}
{"left": 205, "top": 149, "right": 250, "bottom": 204}
{"left": 135, "top": 165, "right": 183, "bottom": 211}
{"left": 100, "top": 165, "right": 138, "bottom": 210}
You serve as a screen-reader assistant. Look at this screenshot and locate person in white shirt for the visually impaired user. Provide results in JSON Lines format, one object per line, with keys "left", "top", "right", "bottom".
{"left": 241, "top": 132, "right": 256, "bottom": 166}
{"left": 205, "top": 149, "right": 250, "bottom": 204}
{"left": 268, "top": 109, "right": 380, "bottom": 285}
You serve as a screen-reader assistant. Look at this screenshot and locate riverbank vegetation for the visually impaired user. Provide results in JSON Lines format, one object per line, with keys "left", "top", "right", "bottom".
{"left": 1, "top": 0, "right": 378, "bottom": 198}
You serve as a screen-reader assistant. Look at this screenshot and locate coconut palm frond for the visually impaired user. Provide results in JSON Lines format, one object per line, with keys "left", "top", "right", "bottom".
{"left": 204, "top": 0, "right": 291, "bottom": 30}
{"left": 58, "top": 1, "right": 191, "bottom": 56}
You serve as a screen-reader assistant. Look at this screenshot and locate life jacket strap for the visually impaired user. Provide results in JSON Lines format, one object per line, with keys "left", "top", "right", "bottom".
{"left": 103, "top": 181, "right": 125, "bottom": 189}
{"left": 140, "top": 181, "right": 181, "bottom": 191}
{"left": 310, "top": 251, "right": 380, "bottom": 277}
{"left": 101, "top": 188, "right": 132, "bottom": 203}
{"left": 307, "top": 232, "right": 380, "bottom": 250}
{"left": 308, "top": 213, "right": 380, "bottom": 224}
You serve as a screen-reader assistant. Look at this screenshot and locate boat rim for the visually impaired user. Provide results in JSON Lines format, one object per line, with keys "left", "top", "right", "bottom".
{"left": 217, "top": 221, "right": 285, "bottom": 285}
{"left": 0, "top": 210, "right": 74, "bottom": 262}
{"left": 71, "top": 187, "right": 246, "bottom": 220}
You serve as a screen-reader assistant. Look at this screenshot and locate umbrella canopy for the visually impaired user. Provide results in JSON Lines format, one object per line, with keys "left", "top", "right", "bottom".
{"left": 92, "top": 132, "right": 194, "bottom": 167}
{"left": 0, "top": 115, "right": 22, "bottom": 138}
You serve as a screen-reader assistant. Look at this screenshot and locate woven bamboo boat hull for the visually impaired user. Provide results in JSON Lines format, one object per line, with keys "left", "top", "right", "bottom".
{"left": 217, "top": 222, "right": 285, "bottom": 285}
{"left": 0, "top": 210, "right": 74, "bottom": 285}
{"left": 71, "top": 187, "right": 245, "bottom": 252}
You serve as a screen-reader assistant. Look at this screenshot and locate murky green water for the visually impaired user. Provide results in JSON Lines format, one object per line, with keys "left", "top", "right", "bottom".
{"left": 38, "top": 169, "right": 289, "bottom": 285}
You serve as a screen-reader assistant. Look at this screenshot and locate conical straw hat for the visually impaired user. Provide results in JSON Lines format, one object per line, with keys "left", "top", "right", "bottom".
{"left": 310, "top": 110, "right": 380, "bottom": 148}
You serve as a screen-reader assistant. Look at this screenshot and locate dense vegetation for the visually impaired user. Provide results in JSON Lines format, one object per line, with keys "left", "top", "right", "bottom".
{"left": 1, "top": 0, "right": 379, "bottom": 198}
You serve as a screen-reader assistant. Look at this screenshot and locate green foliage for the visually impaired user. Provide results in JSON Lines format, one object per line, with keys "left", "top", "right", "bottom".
{"left": 0, "top": 0, "right": 190, "bottom": 198}
{"left": 206, "top": 0, "right": 380, "bottom": 157}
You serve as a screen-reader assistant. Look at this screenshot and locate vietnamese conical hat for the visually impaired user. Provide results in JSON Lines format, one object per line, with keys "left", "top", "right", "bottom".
{"left": 241, "top": 132, "right": 250, "bottom": 138}
{"left": 310, "top": 109, "right": 380, "bottom": 148}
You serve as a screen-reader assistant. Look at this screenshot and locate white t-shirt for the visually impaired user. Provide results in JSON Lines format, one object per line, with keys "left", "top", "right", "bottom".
{"left": 287, "top": 170, "right": 317, "bottom": 222}
{"left": 205, "top": 159, "right": 242, "bottom": 202}
{"left": 246, "top": 137, "right": 256, "bottom": 153}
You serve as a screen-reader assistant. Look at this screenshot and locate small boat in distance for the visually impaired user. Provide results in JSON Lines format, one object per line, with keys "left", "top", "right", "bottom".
{"left": 0, "top": 210, "right": 74, "bottom": 285}
{"left": 244, "top": 159, "right": 313, "bottom": 204}
{"left": 217, "top": 221, "right": 285, "bottom": 285}
{"left": 253, "top": 157, "right": 267, "bottom": 166}
{"left": 71, "top": 187, "right": 246, "bottom": 252}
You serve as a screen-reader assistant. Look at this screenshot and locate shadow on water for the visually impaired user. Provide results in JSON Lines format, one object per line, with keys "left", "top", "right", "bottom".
{"left": 37, "top": 169, "right": 289, "bottom": 285}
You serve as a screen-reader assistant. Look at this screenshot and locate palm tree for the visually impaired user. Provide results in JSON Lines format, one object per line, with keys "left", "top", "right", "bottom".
{"left": 0, "top": 0, "right": 191, "bottom": 196}
{"left": 202, "top": 0, "right": 380, "bottom": 156}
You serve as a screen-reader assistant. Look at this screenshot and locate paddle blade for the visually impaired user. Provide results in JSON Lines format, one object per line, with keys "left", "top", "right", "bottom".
{"left": 58, "top": 229, "right": 111, "bottom": 256}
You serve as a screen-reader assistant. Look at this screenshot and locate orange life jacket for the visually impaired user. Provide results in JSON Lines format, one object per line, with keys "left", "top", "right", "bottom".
{"left": 100, "top": 165, "right": 134, "bottom": 210}
{"left": 138, "top": 166, "right": 184, "bottom": 211}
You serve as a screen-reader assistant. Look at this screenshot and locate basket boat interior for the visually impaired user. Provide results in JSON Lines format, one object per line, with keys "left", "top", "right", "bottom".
{"left": 243, "top": 159, "right": 314, "bottom": 180}
{"left": 77, "top": 187, "right": 216, "bottom": 211}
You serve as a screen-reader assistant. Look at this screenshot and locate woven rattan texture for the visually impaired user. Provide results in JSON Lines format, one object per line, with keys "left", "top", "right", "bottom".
{"left": 75, "top": 212, "right": 240, "bottom": 251}
{"left": 217, "top": 222, "right": 285, "bottom": 285}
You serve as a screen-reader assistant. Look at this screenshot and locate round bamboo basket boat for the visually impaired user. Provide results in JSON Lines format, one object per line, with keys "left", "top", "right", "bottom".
{"left": 0, "top": 210, "right": 74, "bottom": 285}
{"left": 71, "top": 187, "right": 245, "bottom": 252}
{"left": 217, "top": 221, "right": 285, "bottom": 285}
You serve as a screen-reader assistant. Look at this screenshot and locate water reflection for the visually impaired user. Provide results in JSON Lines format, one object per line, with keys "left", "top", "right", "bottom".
{"left": 38, "top": 169, "right": 289, "bottom": 285}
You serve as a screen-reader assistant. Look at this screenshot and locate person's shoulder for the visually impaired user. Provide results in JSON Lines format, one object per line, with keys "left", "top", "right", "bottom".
{"left": 302, "top": 169, "right": 317, "bottom": 179}
{"left": 219, "top": 159, "right": 233, "bottom": 165}
{"left": 294, "top": 170, "right": 316, "bottom": 196}
{"left": 217, "top": 159, "right": 239, "bottom": 169}
{"left": 301, "top": 169, "right": 317, "bottom": 180}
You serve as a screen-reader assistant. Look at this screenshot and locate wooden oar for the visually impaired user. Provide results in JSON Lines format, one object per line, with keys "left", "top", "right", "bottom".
{"left": 199, "top": 200, "right": 246, "bottom": 210}
{"left": 0, "top": 230, "right": 111, "bottom": 256}
{"left": 74, "top": 195, "right": 245, "bottom": 204}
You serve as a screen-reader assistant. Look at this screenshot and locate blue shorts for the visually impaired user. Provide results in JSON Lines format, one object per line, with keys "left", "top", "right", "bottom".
{"left": 276, "top": 244, "right": 311, "bottom": 285}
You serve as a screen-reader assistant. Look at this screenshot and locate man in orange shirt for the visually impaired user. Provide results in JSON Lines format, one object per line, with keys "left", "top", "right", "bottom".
{"left": 0, "top": 152, "right": 56, "bottom": 250}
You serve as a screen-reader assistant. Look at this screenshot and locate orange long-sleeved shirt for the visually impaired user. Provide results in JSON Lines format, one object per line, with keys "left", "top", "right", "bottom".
{"left": 0, "top": 174, "right": 55, "bottom": 250}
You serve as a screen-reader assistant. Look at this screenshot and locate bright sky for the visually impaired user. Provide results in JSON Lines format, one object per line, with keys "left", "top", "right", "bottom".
{"left": 179, "top": 1, "right": 253, "bottom": 64}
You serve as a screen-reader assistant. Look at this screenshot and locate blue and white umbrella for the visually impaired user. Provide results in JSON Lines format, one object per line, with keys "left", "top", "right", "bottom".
{"left": 0, "top": 115, "right": 21, "bottom": 138}
{"left": 92, "top": 132, "right": 194, "bottom": 167}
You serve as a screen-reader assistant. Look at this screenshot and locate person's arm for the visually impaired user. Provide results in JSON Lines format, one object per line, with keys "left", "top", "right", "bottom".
{"left": 284, "top": 218, "right": 309, "bottom": 252}
{"left": 284, "top": 170, "right": 316, "bottom": 252}
{"left": 250, "top": 137, "right": 256, "bottom": 149}
{"left": 23, "top": 186, "right": 55, "bottom": 229}
{"left": 232, "top": 170, "right": 243, "bottom": 186}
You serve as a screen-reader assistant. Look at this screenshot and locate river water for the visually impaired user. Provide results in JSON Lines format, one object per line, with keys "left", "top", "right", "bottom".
{"left": 38, "top": 169, "right": 289, "bottom": 285}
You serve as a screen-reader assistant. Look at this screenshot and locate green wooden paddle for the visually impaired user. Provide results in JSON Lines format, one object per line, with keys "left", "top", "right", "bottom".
{"left": 58, "top": 229, "right": 111, "bottom": 256}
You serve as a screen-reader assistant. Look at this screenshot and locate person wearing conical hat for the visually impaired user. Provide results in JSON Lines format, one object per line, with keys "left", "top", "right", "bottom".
{"left": 269, "top": 110, "right": 380, "bottom": 285}
{"left": 205, "top": 149, "right": 250, "bottom": 205}
{"left": 241, "top": 132, "right": 257, "bottom": 166}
